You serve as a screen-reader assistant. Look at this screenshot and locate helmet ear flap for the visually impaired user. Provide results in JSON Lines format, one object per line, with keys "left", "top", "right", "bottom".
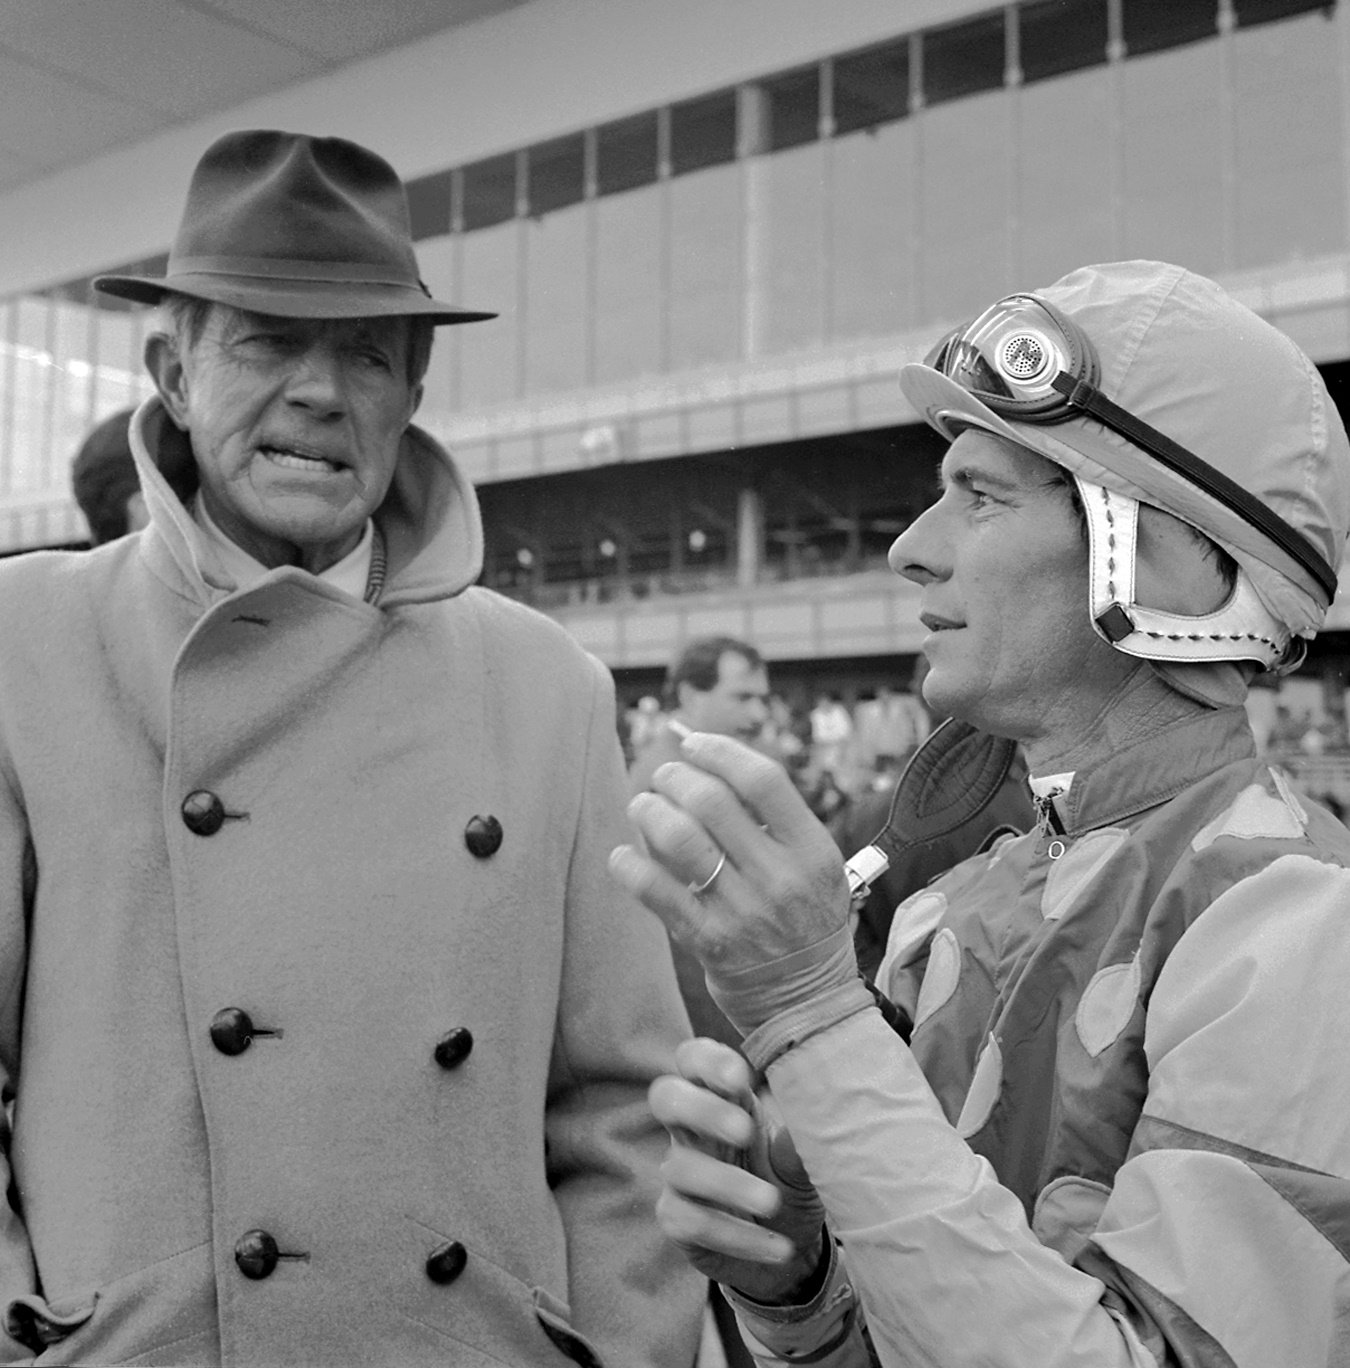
{"left": 1076, "top": 475, "right": 1292, "bottom": 670}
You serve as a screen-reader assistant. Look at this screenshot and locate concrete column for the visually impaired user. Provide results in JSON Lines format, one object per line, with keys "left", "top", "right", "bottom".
{"left": 737, "top": 485, "right": 764, "bottom": 588}
{"left": 739, "top": 84, "right": 771, "bottom": 360}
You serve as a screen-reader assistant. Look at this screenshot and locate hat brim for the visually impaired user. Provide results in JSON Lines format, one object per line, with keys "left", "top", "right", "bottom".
{"left": 898, "top": 362, "right": 1327, "bottom": 603}
{"left": 91, "top": 272, "right": 495, "bottom": 325}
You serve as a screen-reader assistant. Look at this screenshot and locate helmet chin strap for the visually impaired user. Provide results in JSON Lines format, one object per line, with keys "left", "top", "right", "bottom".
{"left": 1077, "top": 476, "right": 1291, "bottom": 670}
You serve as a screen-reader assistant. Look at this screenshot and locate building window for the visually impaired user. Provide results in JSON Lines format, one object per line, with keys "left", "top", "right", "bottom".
{"left": 461, "top": 152, "right": 518, "bottom": 232}
{"left": 597, "top": 110, "right": 659, "bottom": 195}
{"left": 670, "top": 88, "right": 737, "bottom": 176}
{"left": 763, "top": 64, "right": 821, "bottom": 151}
{"left": 1122, "top": 0, "right": 1219, "bottom": 56}
{"left": 923, "top": 10, "right": 1008, "bottom": 106}
{"left": 1020, "top": 0, "right": 1111, "bottom": 84}
{"left": 527, "top": 133, "right": 586, "bottom": 217}
{"left": 1234, "top": 0, "right": 1335, "bottom": 26}
{"left": 832, "top": 37, "right": 911, "bottom": 134}
{"left": 406, "top": 170, "right": 452, "bottom": 240}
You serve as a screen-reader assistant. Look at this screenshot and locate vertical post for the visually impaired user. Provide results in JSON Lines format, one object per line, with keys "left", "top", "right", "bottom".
{"left": 1005, "top": 5, "right": 1023, "bottom": 287}
{"left": 909, "top": 32, "right": 927, "bottom": 323}
{"left": 41, "top": 295, "right": 59, "bottom": 493}
{"left": 737, "top": 485, "right": 763, "bottom": 588}
{"left": 515, "top": 147, "right": 529, "bottom": 400}
{"left": 1217, "top": 0, "right": 1237, "bottom": 272}
{"left": 657, "top": 105, "right": 673, "bottom": 375}
{"left": 583, "top": 126, "right": 599, "bottom": 388}
{"left": 83, "top": 290, "right": 101, "bottom": 432}
{"left": 739, "top": 82, "right": 770, "bottom": 361}
{"left": 0, "top": 299, "right": 17, "bottom": 498}
{"left": 670, "top": 502, "right": 685, "bottom": 575}
{"left": 819, "top": 58, "right": 836, "bottom": 344}
{"left": 449, "top": 168, "right": 465, "bottom": 411}
{"left": 1107, "top": 0, "right": 1126, "bottom": 259}
{"left": 1338, "top": 0, "right": 1350, "bottom": 254}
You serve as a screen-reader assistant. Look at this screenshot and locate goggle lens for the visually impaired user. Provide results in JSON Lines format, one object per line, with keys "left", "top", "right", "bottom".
{"left": 929, "top": 295, "right": 1094, "bottom": 420}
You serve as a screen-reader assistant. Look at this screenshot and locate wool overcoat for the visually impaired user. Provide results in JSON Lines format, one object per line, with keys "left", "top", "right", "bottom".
{"left": 0, "top": 400, "right": 703, "bottom": 1367}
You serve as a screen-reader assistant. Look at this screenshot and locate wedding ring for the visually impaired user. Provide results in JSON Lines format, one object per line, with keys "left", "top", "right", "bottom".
{"left": 687, "top": 851, "right": 727, "bottom": 897}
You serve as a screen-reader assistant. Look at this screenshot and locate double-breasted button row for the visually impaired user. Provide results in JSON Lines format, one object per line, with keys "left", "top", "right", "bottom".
{"left": 233, "top": 1228, "right": 468, "bottom": 1288}
{"left": 212, "top": 1009, "right": 471, "bottom": 1067}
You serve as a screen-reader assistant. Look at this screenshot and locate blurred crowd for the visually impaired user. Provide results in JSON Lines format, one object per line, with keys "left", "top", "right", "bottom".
{"left": 623, "top": 671, "right": 933, "bottom": 827}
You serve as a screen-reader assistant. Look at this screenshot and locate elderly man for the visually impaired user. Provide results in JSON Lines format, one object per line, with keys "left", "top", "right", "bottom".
{"left": 0, "top": 129, "right": 702, "bottom": 1367}
{"left": 613, "top": 261, "right": 1350, "bottom": 1365}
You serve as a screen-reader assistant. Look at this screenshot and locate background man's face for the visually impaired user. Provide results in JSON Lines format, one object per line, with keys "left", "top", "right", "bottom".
{"left": 887, "top": 429, "right": 1135, "bottom": 748}
{"left": 681, "top": 651, "right": 771, "bottom": 741}
{"left": 154, "top": 305, "right": 421, "bottom": 571}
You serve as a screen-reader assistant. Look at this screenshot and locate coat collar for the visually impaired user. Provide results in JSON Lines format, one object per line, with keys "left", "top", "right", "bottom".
{"left": 128, "top": 395, "right": 484, "bottom": 610}
{"left": 1037, "top": 706, "right": 1257, "bottom": 836}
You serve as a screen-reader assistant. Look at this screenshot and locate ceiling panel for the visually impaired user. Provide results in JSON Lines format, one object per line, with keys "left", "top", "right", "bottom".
{"left": 195, "top": 0, "right": 530, "bottom": 64}
{"left": 0, "top": 0, "right": 535, "bottom": 196}
{"left": 0, "top": 50, "right": 164, "bottom": 168}
{"left": 0, "top": 0, "right": 322, "bottom": 116}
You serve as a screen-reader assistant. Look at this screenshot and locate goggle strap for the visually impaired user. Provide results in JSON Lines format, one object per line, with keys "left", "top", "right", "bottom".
{"left": 1052, "top": 373, "right": 1338, "bottom": 603}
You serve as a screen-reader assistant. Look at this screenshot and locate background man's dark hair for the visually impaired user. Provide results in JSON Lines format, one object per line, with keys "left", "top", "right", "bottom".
{"left": 664, "top": 635, "right": 763, "bottom": 710}
{"left": 71, "top": 407, "right": 139, "bottom": 544}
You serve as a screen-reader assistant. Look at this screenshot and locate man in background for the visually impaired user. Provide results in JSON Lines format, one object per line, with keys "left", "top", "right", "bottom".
{"left": 70, "top": 406, "right": 150, "bottom": 544}
{"left": 629, "top": 635, "right": 771, "bottom": 798}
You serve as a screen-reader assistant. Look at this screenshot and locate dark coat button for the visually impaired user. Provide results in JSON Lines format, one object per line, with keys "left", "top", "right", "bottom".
{"left": 425, "top": 1240, "right": 467, "bottom": 1285}
{"left": 210, "top": 1007, "right": 255, "bottom": 1056}
{"left": 433, "top": 1027, "right": 474, "bottom": 1071}
{"left": 235, "top": 1229, "right": 279, "bottom": 1280}
{"left": 463, "top": 815, "right": 503, "bottom": 858}
{"left": 182, "top": 790, "right": 226, "bottom": 836}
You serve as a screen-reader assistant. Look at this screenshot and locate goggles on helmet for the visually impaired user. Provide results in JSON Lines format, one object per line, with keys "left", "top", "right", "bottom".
{"left": 926, "top": 294, "right": 1339, "bottom": 605}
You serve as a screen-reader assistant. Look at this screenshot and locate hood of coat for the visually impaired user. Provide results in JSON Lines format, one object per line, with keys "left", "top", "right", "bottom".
{"left": 127, "top": 394, "right": 485, "bottom": 608}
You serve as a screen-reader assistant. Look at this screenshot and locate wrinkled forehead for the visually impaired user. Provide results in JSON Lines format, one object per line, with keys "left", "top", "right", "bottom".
{"left": 210, "top": 304, "right": 413, "bottom": 347}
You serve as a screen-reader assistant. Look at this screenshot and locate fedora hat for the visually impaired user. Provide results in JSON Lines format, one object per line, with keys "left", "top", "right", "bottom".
{"left": 94, "top": 129, "right": 495, "bottom": 324}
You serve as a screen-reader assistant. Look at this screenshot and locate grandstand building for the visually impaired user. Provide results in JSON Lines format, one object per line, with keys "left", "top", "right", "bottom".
{"left": 3, "top": 0, "right": 1349, "bottom": 751}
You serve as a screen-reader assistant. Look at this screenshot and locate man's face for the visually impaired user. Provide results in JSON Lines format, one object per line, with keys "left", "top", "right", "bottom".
{"left": 681, "top": 652, "right": 771, "bottom": 742}
{"left": 888, "top": 430, "right": 1136, "bottom": 747}
{"left": 149, "top": 305, "right": 421, "bottom": 572}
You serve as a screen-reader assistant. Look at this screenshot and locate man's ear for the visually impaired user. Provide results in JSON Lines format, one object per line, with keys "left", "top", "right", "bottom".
{"left": 143, "top": 331, "right": 191, "bottom": 431}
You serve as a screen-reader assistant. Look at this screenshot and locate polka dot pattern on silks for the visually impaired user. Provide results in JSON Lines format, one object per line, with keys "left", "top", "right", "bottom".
{"left": 1075, "top": 952, "right": 1143, "bottom": 1058}
{"left": 957, "top": 1034, "right": 1003, "bottom": 1138}
{"left": 1041, "top": 827, "right": 1129, "bottom": 921}
{"left": 1191, "top": 776, "right": 1306, "bottom": 850}
{"left": 913, "top": 927, "right": 961, "bottom": 1030}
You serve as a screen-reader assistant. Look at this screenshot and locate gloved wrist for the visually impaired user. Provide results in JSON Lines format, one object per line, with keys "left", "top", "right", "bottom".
{"left": 707, "top": 924, "right": 863, "bottom": 1045}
